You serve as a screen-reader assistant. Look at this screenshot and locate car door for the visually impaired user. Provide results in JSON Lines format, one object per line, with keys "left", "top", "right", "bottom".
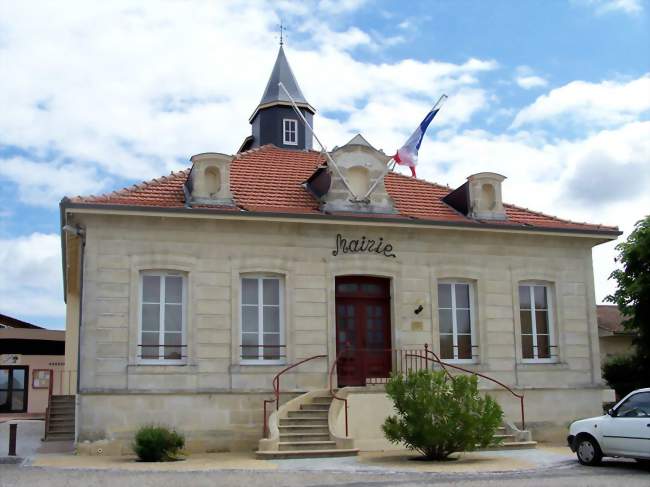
{"left": 601, "top": 391, "right": 650, "bottom": 458}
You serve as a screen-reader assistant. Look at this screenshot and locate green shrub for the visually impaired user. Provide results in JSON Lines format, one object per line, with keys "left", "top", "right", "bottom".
{"left": 382, "top": 370, "right": 503, "bottom": 460}
{"left": 602, "top": 353, "right": 648, "bottom": 399}
{"left": 133, "top": 425, "right": 185, "bottom": 462}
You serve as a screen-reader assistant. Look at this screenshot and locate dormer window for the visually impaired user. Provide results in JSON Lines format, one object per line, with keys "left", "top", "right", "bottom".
{"left": 283, "top": 119, "right": 297, "bottom": 145}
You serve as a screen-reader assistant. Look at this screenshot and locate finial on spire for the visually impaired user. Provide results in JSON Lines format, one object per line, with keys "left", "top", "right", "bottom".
{"left": 279, "top": 21, "right": 286, "bottom": 46}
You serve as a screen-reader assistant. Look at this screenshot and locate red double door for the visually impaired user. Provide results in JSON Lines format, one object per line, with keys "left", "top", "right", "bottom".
{"left": 335, "top": 276, "right": 392, "bottom": 387}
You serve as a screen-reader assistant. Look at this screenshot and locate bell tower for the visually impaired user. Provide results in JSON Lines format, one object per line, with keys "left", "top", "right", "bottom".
{"left": 244, "top": 46, "right": 315, "bottom": 151}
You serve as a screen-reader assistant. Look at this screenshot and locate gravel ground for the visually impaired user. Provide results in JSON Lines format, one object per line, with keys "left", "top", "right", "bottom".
{"left": 1, "top": 459, "right": 648, "bottom": 487}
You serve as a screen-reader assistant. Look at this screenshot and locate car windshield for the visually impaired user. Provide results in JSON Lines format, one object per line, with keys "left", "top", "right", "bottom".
{"left": 616, "top": 392, "right": 650, "bottom": 417}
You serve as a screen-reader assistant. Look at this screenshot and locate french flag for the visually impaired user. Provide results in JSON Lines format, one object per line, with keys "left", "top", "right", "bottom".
{"left": 394, "top": 95, "right": 446, "bottom": 177}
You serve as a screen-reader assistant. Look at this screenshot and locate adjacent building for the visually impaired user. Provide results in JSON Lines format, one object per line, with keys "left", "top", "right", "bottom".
{"left": 59, "top": 46, "right": 620, "bottom": 453}
{"left": 0, "top": 313, "right": 65, "bottom": 418}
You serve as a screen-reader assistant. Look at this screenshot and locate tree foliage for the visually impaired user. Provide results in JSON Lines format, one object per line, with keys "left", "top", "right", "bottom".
{"left": 603, "top": 216, "right": 650, "bottom": 396}
{"left": 382, "top": 370, "right": 503, "bottom": 460}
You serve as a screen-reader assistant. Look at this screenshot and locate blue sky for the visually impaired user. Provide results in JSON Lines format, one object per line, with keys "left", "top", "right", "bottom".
{"left": 0, "top": 0, "right": 649, "bottom": 330}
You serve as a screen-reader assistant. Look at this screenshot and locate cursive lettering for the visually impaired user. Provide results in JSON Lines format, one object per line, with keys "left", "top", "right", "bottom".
{"left": 332, "top": 234, "right": 396, "bottom": 258}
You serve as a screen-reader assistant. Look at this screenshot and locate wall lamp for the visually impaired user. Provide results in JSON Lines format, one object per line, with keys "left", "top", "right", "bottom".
{"left": 414, "top": 305, "right": 424, "bottom": 315}
{"left": 62, "top": 225, "right": 85, "bottom": 237}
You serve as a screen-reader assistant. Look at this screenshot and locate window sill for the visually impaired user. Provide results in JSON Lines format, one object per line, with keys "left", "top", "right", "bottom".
{"left": 128, "top": 363, "right": 197, "bottom": 374}
{"left": 230, "top": 362, "right": 289, "bottom": 374}
{"left": 516, "top": 361, "right": 567, "bottom": 371}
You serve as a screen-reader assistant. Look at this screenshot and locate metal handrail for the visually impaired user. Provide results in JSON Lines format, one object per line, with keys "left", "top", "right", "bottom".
{"left": 262, "top": 354, "right": 327, "bottom": 438}
{"left": 414, "top": 345, "right": 526, "bottom": 429}
{"left": 328, "top": 347, "right": 350, "bottom": 437}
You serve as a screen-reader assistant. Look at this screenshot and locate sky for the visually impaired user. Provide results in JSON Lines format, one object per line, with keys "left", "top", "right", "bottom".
{"left": 0, "top": 0, "right": 649, "bottom": 330}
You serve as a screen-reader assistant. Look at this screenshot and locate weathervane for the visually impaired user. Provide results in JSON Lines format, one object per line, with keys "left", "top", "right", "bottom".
{"left": 279, "top": 21, "right": 286, "bottom": 46}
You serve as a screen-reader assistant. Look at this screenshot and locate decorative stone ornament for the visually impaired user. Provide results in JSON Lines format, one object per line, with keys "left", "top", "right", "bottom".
{"left": 467, "top": 172, "right": 507, "bottom": 220}
{"left": 321, "top": 134, "right": 396, "bottom": 214}
{"left": 188, "top": 152, "right": 235, "bottom": 206}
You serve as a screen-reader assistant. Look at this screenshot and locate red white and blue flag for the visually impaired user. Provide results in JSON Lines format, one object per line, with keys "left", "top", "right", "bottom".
{"left": 394, "top": 95, "right": 446, "bottom": 177}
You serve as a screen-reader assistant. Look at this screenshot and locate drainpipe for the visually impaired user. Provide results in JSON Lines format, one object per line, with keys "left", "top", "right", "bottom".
{"left": 62, "top": 223, "right": 86, "bottom": 443}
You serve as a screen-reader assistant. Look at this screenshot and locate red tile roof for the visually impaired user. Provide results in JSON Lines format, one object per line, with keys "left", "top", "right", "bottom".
{"left": 68, "top": 145, "right": 618, "bottom": 234}
{"left": 597, "top": 305, "right": 634, "bottom": 335}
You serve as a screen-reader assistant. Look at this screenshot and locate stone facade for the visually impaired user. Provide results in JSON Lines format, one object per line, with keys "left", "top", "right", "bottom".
{"left": 67, "top": 209, "right": 612, "bottom": 450}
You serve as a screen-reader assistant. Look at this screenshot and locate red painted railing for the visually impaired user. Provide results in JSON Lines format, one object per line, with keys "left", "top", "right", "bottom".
{"left": 262, "top": 344, "right": 526, "bottom": 438}
{"left": 414, "top": 345, "right": 526, "bottom": 429}
{"left": 262, "top": 354, "right": 327, "bottom": 438}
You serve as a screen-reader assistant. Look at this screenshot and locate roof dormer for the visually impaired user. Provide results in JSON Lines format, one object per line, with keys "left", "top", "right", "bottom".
{"left": 443, "top": 172, "right": 507, "bottom": 220}
{"left": 187, "top": 153, "right": 234, "bottom": 206}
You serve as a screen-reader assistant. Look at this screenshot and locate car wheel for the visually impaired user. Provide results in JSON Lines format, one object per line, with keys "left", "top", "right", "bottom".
{"left": 575, "top": 436, "right": 602, "bottom": 466}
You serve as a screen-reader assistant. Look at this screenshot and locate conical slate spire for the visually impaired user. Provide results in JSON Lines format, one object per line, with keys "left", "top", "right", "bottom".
{"left": 256, "top": 45, "right": 313, "bottom": 111}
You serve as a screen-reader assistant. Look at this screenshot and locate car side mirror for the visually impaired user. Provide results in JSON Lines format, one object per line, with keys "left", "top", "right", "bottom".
{"left": 607, "top": 408, "right": 615, "bottom": 417}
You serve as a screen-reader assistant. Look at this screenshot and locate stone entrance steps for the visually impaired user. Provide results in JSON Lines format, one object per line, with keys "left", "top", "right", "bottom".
{"left": 481, "top": 426, "right": 537, "bottom": 450}
{"left": 44, "top": 395, "right": 75, "bottom": 441}
{"left": 256, "top": 394, "right": 359, "bottom": 459}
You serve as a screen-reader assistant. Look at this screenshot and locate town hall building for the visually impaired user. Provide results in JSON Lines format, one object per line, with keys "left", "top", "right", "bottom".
{"left": 59, "top": 46, "right": 620, "bottom": 456}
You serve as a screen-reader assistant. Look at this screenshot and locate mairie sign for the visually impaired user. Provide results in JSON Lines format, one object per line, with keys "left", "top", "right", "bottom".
{"left": 332, "top": 233, "right": 396, "bottom": 258}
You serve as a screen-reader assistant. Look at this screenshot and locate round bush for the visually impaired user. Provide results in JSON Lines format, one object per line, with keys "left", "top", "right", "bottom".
{"left": 382, "top": 369, "right": 503, "bottom": 460}
{"left": 133, "top": 425, "right": 185, "bottom": 462}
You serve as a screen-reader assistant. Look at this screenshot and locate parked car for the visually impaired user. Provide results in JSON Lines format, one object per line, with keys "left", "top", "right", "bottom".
{"left": 568, "top": 388, "right": 650, "bottom": 465}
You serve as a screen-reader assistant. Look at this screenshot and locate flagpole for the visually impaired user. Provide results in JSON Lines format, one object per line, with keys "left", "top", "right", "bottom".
{"left": 278, "top": 82, "right": 360, "bottom": 200}
{"left": 361, "top": 94, "right": 447, "bottom": 199}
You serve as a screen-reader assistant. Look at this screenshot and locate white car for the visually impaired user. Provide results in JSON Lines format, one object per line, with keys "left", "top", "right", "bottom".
{"left": 568, "top": 388, "right": 650, "bottom": 465}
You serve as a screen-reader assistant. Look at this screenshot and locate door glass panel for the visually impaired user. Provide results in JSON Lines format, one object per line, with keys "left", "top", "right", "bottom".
{"left": 438, "top": 309, "right": 453, "bottom": 333}
{"left": 142, "top": 303, "right": 160, "bottom": 331}
{"left": 535, "top": 311, "right": 549, "bottom": 334}
{"left": 521, "top": 335, "right": 534, "bottom": 359}
{"left": 11, "top": 393, "right": 23, "bottom": 412}
{"left": 12, "top": 370, "right": 25, "bottom": 389}
{"left": 519, "top": 286, "right": 531, "bottom": 309}
{"left": 164, "top": 304, "right": 182, "bottom": 332}
{"left": 337, "top": 283, "right": 358, "bottom": 294}
{"left": 242, "top": 278, "right": 258, "bottom": 305}
{"left": 0, "top": 370, "right": 7, "bottom": 389}
{"left": 242, "top": 306, "right": 258, "bottom": 333}
{"left": 164, "top": 333, "right": 182, "bottom": 360}
{"left": 263, "top": 333, "right": 280, "bottom": 359}
{"left": 455, "top": 284, "right": 470, "bottom": 309}
{"left": 520, "top": 311, "right": 532, "bottom": 334}
{"left": 241, "top": 333, "right": 259, "bottom": 359}
{"left": 142, "top": 275, "right": 160, "bottom": 303}
{"left": 456, "top": 309, "right": 471, "bottom": 334}
{"left": 165, "top": 276, "right": 183, "bottom": 304}
{"left": 457, "top": 335, "right": 472, "bottom": 359}
{"left": 534, "top": 286, "right": 547, "bottom": 309}
{"left": 536, "top": 334, "right": 550, "bottom": 359}
{"left": 263, "top": 306, "right": 280, "bottom": 333}
{"left": 263, "top": 279, "right": 279, "bottom": 305}
{"left": 361, "top": 283, "right": 382, "bottom": 295}
{"left": 440, "top": 335, "right": 453, "bottom": 359}
{"left": 438, "top": 284, "right": 452, "bottom": 308}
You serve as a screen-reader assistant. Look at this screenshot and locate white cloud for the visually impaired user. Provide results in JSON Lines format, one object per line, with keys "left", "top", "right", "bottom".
{"left": 576, "top": 0, "right": 644, "bottom": 15}
{"left": 0, "top": 0, "right": 496, "bottom": 207}
{"left": 512, "top": 75, "right": 650, "bottom": 128}
{"left": 514, "top": 66, "right": 548, "bottom": 90}
{"left": 410, "top": 120, "right": 650, "bottom": 303}
{"left": 0, "top": 233, "right": 64, "bottom": 324}
{"left": 0, "top": 157, "right": 111, "bottom": 207}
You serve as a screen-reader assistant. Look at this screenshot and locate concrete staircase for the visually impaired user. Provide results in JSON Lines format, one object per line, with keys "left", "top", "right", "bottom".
{"left": 482, "top": 424, "right": 537, "bottom": 450}
{"left": 44, "top": 395, "right": 75, "bottom": 441}
{"left": 257, "top": 394, "right": 359, "bottom": 459}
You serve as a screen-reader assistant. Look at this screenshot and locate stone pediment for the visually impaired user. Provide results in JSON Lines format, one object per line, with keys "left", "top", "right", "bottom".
{"left": 321, "top": 134, "right": 396, "bottom": 214}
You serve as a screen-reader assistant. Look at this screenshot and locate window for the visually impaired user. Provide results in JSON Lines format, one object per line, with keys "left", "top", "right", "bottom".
{"left": 615, "top": 392, "right": 650, "bottom": 418}
{"left": 438, "top": 282, "right": 475, "bottom": 362}
{"left": 241, "top": 276, "right": 284, "bottom": 363}
{"left": 519, "top": 283, "right": 554, "bottom": 361}
{"left": 283, "top": 119, "right": 297, "bottom": 145}
{"left": 140, "top": 271, "right": 186, "bottom": 363}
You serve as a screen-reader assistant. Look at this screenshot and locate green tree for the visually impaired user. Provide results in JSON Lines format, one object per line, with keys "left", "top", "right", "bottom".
{"left": 382, "top": 370, "right": 503, "bottom": 460}
{"left": 604, "top": 215, "right": 650, "bottom": 396}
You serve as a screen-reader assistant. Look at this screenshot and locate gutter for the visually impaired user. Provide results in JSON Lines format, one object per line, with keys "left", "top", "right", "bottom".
{"left": 60, "top": 199, "right": 622, "bottom": 239}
